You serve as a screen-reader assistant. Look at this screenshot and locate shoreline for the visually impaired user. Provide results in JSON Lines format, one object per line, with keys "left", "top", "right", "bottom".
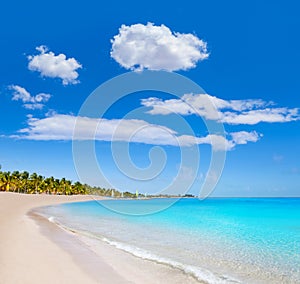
{"left": 0, "top": 192, "right": 202, "bottom": 284}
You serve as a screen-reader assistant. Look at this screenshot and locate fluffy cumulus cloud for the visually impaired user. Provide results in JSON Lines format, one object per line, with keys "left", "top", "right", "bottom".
{"left": 13, "top": 114, "right": 259, "bottom": 151}
{"left": 9, "top": 85, "right": 51, "bottom": 110}
{"left": 110, "top": 23, "right": 209, "bottom": 71}
{"left": 28, "top": 46, "right": 82, "bottom": 85}
{"left": 141, "top": 94, "right": 300, "bottom": 125}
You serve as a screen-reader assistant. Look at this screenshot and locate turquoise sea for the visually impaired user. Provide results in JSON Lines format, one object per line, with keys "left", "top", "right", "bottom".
{"left": 37, "top": 198, "right": 300, "bottom": 283}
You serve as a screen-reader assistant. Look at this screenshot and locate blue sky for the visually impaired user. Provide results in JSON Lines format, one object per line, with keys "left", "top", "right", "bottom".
{"left": 1, "top": 0, "right": 300, "bottom": 196}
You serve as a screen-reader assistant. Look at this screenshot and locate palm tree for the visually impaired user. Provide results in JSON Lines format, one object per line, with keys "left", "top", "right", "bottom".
{"left": 64, "top": 180, "right": 72, "bottom": 195}
{"left": 0, "top": 171, "right": 16, "bottom": 192}
{"left": 53, "top": 179, "right": 60, "bottom": 194}
{"left": 29, "top": 173, "right": 44, "bottom": 194}
{"left": 11, "top": 171, "right": 21, "bottom": 193}
{"left": 73, "top": 182, "right": 86, "bottom": 194}
{"left": 58, "top": 178, "right": 67, "bottom": 195}
{"left": 20, "top": 171, "right": 29, "bottom": 193}
{"left": 0, "top": 171, "right": 7, "bottom": 191}
{"left": 37, "top": 175, "right": 45, "bottom": 194}
{"left": 44, "top": 176, "right": 55, "bottom": 195}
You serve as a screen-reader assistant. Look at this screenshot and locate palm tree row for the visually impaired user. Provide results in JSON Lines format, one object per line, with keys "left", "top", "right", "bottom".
{"left": 0, "top": 170, "right": 86, "bottom": 195}
{"left": 0, "top": 169, "right": 148, "bottom": 197}
{"left": 84, "top": 184, "right": 142, "bottom": 198}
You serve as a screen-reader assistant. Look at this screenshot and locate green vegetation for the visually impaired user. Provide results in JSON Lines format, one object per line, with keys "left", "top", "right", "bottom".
{"left": 0, "top": 169, "right": 141, "bottom": 197}
{"left": 83, "top": 184, "right": 142, "bottom": 198}
{"left": 0, "top": 168, "right": 188, "bottom": 198}
{"left": 0, "top": 170, "right": 86, "bottom": 195}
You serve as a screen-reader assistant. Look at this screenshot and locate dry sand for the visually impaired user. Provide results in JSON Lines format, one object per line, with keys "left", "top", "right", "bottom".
{"left": 0, "top": 192, "right": 201, "bottom": 284}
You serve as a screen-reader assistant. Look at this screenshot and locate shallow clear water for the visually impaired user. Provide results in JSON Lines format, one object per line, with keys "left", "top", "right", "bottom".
{"left": 38, "top": 198, "right": 300, "bottom": 283}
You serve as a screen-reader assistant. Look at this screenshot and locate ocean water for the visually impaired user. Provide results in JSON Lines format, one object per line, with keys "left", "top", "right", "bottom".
{"left": 37, "top": 198, "right": 300, "bottom": 283}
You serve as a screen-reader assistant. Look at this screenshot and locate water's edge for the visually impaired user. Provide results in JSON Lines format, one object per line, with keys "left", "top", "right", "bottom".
{"left": 32, "top": 208, "right": 240, "bottom": 284}
{"left": 30, "top": 209, "right": 209, "bottom": 284}
{"left": 27, "top": 210, "right": 126, "bottom": 283}
{"left": 32, "top": 198, "right": 300, "bottom": 284}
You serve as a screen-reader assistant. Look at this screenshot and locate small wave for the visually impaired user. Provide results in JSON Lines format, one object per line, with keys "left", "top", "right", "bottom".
{"left": 100, "top": 236, "right": 241, "bottom": 284}
{"left": 48, "top": 216, "right": 55, "bottom": 223}
{"left": 46, "top": 221, "right": 240, "bottom": 284}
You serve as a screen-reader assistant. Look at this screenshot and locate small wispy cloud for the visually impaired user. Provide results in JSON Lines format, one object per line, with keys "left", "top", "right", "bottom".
{"left": 111, "top": 22, "right": 208, "bottom": 71}
{"left": 273, "top": 153, "right": 284, "bottom": 163}
{"left": 12, "top": 114, "right": 259, "bottom": 151}
{"left": 221, "top": 108, "right": 299, "bottom": 125}
{"left": 290, "top": 167, "right": 300, "bottom": 174}
{"left": 141, "top": 94, "right": 300, "bottom": 125}
{"left": 28, "top": 45, "right": 82, "bottom": 85}
{"left": 9, "top": 85, "right": 51, "bottom": 110}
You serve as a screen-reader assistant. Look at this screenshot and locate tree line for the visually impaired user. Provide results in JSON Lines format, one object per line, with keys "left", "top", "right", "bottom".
{"left": 0, "top": 170, "right": 86, "bottom": 195}
{"left": 0, "top": 170, "right": 141, "bottom": 198}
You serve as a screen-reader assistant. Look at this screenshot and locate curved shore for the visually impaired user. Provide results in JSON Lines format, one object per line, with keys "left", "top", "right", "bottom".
{"left": 0, "top": 192, "right": 201, "bottom": 284}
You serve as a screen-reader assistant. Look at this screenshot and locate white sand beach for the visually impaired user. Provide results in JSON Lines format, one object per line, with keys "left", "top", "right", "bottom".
{"left": 0, "top": 192, "right": 201, "bottom": 284}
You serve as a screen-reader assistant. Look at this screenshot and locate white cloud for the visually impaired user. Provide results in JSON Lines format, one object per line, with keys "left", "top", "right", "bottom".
{"left": 13, "top": 114, "right": 258, "bottom": 151}
{"left": 23, "top": 103, "right": 45, "bottom": 110}
{"left": 141, "top": 94, "right": 222, "bottom": 120}
{"left": 15, "top": 114, "right": 196, "bottom": 146}
{"left": 221, "top": 108, "right": 299, "bottom": 125}
{"left": 230, "top": 131, "right": 261, "bottom": 145}
{"left": 28, "top": 45, "right": 82, "bottom": 85}
{"left": 10, "top": 85, "right": 32, "bottom": 102}
{"left": 9, "top": 85, "right": 51, "bottom": 110}
{"left": 110, "top": 23, "right": 208, "bottom": 71}
{"left": 141, "top": 94, "right": 300, "bottom": 125}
